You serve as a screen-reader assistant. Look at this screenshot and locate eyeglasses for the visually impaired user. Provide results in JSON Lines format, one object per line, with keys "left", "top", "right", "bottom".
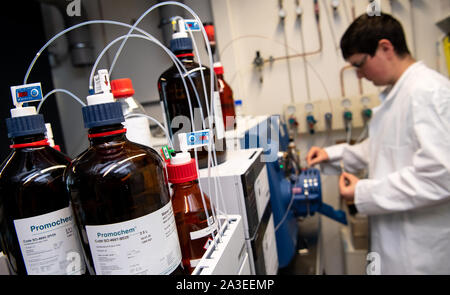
{"left": 351, "top": 54, "right": 369, "bottom": 68}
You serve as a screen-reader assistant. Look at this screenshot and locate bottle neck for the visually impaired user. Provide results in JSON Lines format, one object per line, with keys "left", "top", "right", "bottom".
{"left": 171, "top": 179, "right": 198, "bottom": 190}
{"left": 174, "top": 50, "right": 194, "bottom": 62}
{"left": 10, "top": 134, "right": 48, "bottom": 149}
{"left": 88, "top": 123, "right": 127, "bottom": 145}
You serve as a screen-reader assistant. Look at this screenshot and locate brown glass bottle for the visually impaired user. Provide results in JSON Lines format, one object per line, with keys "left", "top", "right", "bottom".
{"left": 65, "top": 122, "right": 184, "bottom": 275}
{"left": 167, "top": 153, "right": 217, "bottom": 274}
{"left": 158, "top": 48, "right": 227, "bottom": 169}
{"left": 0, "top": 131, "right": 85, "bottom": 275}
{"left": 214, "top": 63, "right": 236, "bottom": 131}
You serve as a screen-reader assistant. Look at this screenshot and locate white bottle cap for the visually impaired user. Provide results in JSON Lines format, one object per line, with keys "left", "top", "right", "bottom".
{"left": 86, "top": 92, "right": 115, "bottom": 106}
{"left": 10, "top": 106, "right": 37, "bottom": 118}
{"left": 172, "top": 31, "right": 188, "bottom": 39}
{"left": 170, "top": 152, "right": 191, "bottom": 165}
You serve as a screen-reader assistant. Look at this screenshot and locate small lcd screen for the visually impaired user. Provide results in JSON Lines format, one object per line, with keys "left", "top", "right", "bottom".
{"left": 18, "top": 91, "right": 28, "bottom": 98}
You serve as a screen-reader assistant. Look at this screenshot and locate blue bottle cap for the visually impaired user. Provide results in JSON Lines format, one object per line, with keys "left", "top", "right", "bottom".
{"left": 5, "top": 114, "right": 46, "bottom": 138}
{"left": 82, "top": 102, "right": 124, "bottom": 128}
{"left": 170, "top": 37, "right": 193, "bottom": 53}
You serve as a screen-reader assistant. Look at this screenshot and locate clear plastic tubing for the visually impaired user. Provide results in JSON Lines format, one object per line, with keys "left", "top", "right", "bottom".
{"left": 106, "top": 0, "right": 228, "bottom": 228}
{"left": 89, "top": 33, "right": 199, "bottom": 148}
{"left": 23, "top": 15, "right": 224, "bottom": 229}
{"left": 93, "top": 31, "right": 221, "bottom": 235}
{"left": 37, "top": 89, "right": 86, "bottom": 113}
{"left": 24, "top": 21, "right": 192, "bottom": 164}
{"left": 107, "top": 2, "right": 223, "bottom": 210}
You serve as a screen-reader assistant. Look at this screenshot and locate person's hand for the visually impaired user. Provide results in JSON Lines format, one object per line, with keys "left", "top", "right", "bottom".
{"left": 339, "top": 172, "right": 359, "bottom": 202}
{"left": 306, "top": 146, "right": 330, "bottom": 167}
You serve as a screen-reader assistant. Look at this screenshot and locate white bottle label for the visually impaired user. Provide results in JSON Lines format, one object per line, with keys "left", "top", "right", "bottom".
{"left": 85, "top": 201, "right": 182, "bottom": 275}
{"left": 124, "top": 117, "right": 153, "bottom": 147}
{"left": 13, "top": 206, "right": 85, "bottom": 275}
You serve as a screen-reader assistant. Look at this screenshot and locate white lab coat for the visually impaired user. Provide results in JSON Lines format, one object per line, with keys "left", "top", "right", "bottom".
{"left": 324, "top": 62, "right": 450, "bottom": 274}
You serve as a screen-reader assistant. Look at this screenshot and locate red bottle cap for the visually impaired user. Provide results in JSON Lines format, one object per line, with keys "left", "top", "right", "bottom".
{"left": 111, "top": 78, "right": 135, "bottom": 98}
{"left": 167, "top": 153, "right": 198, "bottom": 184}
{"left": 213, "top": 62, "right": 224, "bottom": 75}
{"left": 204, "top": 24, "right": 215, "bottom": 43}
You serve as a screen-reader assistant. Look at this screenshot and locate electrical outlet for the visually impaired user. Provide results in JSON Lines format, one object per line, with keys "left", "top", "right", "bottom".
{"left": 283, "top": 93, "right": 380, "bottom": 134}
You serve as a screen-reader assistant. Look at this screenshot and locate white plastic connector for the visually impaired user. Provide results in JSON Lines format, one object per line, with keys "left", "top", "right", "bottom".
{"left": 172, "top": 18, "right": 188, "bottom": 39}
{"left": 10, "top": 106, "right": 37, "bottom": 118}
{"left": 170, "top": 152, "right": 191, "bottom": 165}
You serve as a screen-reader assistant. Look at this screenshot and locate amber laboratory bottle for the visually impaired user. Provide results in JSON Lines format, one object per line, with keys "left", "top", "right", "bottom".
{"left": 0, "top": 106, "right": 85, "bottom": 275}
{"left": 158, "top": 32, "right": 227, "bottom": 168}
{"left": 167, "top": 152, "right": 217, "bottom": 274}
{"left": 213, "top": 62, "right": 236, "bottom": 131}
{"left": 65, "top": 92, "right": 183, "bottom": 275}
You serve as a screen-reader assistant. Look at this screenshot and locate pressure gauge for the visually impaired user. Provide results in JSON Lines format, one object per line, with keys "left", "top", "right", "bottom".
{"left": 287, "top": 105, "right": 296, "bottom": 115}
{"left": 305, "top": 103, "right": 314, "bottom": 113}
{"left": 361, "top": 96, "right": 371, "bottom": 107}
{"left": 341, "top": 98, "right": 351, "bottom": 109}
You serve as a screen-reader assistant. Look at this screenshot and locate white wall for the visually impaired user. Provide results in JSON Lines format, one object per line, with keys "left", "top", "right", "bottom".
{"left": 212, "top": 0, "right": 449, "bottom": 118}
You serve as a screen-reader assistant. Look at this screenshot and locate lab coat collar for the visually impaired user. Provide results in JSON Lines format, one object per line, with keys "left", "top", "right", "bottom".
{"left": 378, "top": 61, "right": 423, "bottom": 103}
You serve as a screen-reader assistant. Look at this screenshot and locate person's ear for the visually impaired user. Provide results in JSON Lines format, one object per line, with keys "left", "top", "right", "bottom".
{"left": 378, "top": 39, "right": 395, "bottom": 57}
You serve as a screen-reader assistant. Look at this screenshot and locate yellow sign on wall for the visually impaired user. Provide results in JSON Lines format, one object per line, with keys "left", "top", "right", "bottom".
{"left": 444, "top": 35, "right": 450, "bottom": 77}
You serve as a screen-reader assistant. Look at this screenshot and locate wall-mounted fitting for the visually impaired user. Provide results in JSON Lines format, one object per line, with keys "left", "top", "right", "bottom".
{"left": 296, "top": 5, "right": 303, "bottom": 18}
{"left": 306, "top": 114, "right": 317, "bottom": 135}
{"left": 324, "top": 112, "right": 332, "bottom": 130}
{"left": 278, "top": 0, "right": 286, "bottom": 22}
{"left": 253, "top": 51, "right": 264, "bottom": 68}
{"left": 253, "top": 51, "right": 264, "bottom": 83}
{"left": 288, "top": 116, "right": 299, "bottom": 128}
{"left": 341, "top": 98, "right": 351, "bottom": 109}
{"left": 361, "top": 96, "right": 371, "bottom": 108}
{"left": 343, "top": 111, "right": 352, "bottom": 132}
{"left": 313, "top": 0, "right": 320, "bottom": 21}
{"left": 287, "top": 115, "right": 299, "bottom": 138}
{"left": 362, "top": 108, "right": 372, "bottom": 124}
{"left": 331, "top": 0, "right": 340, "bottom": 11}
{"left": 295, "top": 0, "right": 303, "bottom": 18}
{"left": 279, "top": 8, "right": 287, "bottom": 21}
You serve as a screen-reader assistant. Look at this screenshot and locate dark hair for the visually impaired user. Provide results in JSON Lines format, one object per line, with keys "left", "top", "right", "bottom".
{"left": 340, "top": 13, "right": 410, "bottom": 60}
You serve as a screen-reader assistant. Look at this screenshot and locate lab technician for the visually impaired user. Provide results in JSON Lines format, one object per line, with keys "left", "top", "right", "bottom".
{"left": 306, "top": 13, "right": 450, "bottom": 274}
